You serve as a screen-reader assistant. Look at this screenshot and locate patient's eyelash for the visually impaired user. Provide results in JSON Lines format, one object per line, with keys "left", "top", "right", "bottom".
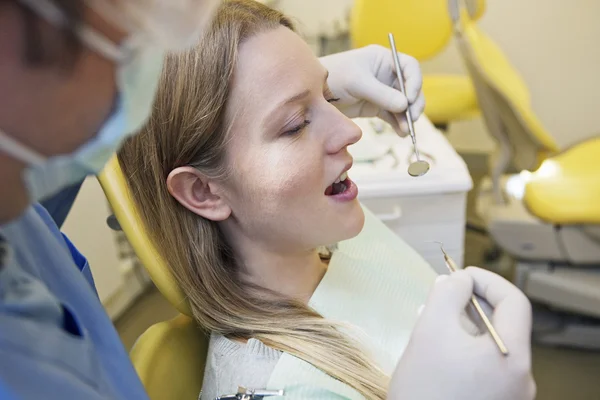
{"left": 284, "top": 120, "right": 311, "bottom": 136}
{"left": 281, "top": 90, "right": 337, "bottom": 136}
{"left": 324, "top": 87, "right": 339, "bottom": 103}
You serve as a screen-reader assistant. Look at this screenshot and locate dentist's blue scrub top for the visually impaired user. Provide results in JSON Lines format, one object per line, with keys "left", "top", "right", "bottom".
{"left": 0, "top": 204, "right": 149, "bottom": 399}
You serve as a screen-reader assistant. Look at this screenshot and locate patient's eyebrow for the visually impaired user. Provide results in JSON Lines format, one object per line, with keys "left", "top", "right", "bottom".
{"left": 278, "top": 70, "right": 329, "bottom": 107}
{"left": 280, "top": 89, "right": 310, "bottom": 107}
{"left": 264, "top": 70, "right": 330, "bottom": 127}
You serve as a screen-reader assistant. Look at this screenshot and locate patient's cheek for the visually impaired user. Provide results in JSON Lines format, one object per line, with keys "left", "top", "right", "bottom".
{"left": 268, "top": 169, "right": 306, "bottom": 201}
{"left": 265, "top": 153, "right": 317, "bottom": 199}
{"left": 235, "top": 164, "right": 299, "bottom": 212}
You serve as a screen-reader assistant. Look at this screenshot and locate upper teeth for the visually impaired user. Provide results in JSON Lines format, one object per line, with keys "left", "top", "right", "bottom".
{"left": 334, "top": 172, "right": 348, "bottom": 183}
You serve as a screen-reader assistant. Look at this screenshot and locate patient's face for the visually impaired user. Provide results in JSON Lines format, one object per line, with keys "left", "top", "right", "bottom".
{"left": 220, "top": 26, "right": 364, "bottom": 252}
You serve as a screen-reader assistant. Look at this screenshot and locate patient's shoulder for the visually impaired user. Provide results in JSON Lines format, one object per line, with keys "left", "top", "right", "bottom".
{"left": 200, "top": 334, "right": 282, "bottom": 400}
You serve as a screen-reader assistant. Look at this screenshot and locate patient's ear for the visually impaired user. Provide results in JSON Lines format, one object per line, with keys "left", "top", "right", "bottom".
{"left": 166, "top": 166, "right": 231, "bottom": 221}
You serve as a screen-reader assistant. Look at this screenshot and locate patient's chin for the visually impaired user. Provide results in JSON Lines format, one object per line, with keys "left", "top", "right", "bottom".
{"left": 334, "top": 202, "right": 365, "bottom": 242}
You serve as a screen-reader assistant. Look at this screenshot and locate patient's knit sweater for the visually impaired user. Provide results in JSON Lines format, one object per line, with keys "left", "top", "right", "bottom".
{"left": 199, "top": 334, "right": 282, "bottom": 400}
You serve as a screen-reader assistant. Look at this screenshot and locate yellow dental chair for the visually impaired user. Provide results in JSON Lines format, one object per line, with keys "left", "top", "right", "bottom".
{"left": 350, "top": 0, "right": 485, "bottom": 129}
{"left": 99, "top": 156, "right": 209, "bottom": 400}
{"left": 449, "top": 0, "right": 600, "bottom": 348}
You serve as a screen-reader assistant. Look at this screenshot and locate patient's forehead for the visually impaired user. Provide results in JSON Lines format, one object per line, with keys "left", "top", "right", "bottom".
{"left": 227, "top": 26, "right": 321, "bottom": 121}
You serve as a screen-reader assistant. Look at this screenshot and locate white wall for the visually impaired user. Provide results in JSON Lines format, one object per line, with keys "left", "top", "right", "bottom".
{"left": 275, "top": 0, "right": 600, "bottom": 154}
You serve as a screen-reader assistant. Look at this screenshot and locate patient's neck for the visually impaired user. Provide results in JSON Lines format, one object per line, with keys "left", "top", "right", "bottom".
{"left": 224, "top": 229, "right": 327, "bottom": 303}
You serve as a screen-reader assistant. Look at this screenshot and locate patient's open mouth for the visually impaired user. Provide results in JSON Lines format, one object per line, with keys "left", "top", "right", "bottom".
{"left": 324, "top": 171, "right": 359, "bottom": 205}
{"left": 325, "top": 172, "right": 348, "bottom": 196}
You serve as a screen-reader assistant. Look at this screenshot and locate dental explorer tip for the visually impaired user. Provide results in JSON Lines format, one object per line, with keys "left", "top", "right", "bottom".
{"left": 424, "top": 240, "right": 445, "bottom": 249}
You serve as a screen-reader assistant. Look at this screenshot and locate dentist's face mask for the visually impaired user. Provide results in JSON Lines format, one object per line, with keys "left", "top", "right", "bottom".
{"left": 0, "top": 0, "right": 173, "bottom": 202}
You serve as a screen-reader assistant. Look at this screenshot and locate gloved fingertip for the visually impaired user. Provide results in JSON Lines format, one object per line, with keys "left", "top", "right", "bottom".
{"left": 430, "top": 270, "right": 474, "bottom": 306}
{"left": 464, "top": 265, "right": 485, "bottom": 273}
{"left": 406, "top": 85, "right": 423, "bottom": 105}
{"left": 390, "top": 94, "right": 408, "bottom": 114}
{"left": 411, "top": 104, "right": 425, "bottom": 120}
{"left": 399, "top": 120, "right": 409, "bottom": 134}
{"left": 449, "top": 269, "right": 472, "bottom": 282}
{"left": 406, "top": 89, "right": 420, "bottom": 105}
{"left": 394, "top": 113, "right": 408, "bottom": 132}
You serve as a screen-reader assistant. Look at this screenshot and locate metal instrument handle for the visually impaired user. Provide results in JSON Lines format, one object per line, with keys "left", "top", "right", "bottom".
{"left": 215, "top": 387, "right": 284, "bottom": 400}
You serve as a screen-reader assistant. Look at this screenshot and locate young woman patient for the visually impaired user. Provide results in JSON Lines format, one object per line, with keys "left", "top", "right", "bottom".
{"left": 117, "top": 1, "right": 434, "bottom": 398}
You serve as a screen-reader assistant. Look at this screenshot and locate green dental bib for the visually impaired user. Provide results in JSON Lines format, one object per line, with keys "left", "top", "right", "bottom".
{"left": 266, "top": 205, "right": 437, "bottom": 399}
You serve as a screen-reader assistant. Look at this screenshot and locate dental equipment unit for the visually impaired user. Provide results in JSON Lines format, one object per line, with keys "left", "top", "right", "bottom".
{"left": 388, "top": 32, "right": 430, "bottom": 177}
{"left": 435, "top": 242, "right": 509, "bottom": 356}
{"left": 450, "top": 0, "right": 600, "bottom": 349}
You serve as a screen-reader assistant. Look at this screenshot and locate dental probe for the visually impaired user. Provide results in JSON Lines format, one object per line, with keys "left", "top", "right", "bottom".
{"left": 433, "top": 241, "right": 510, "bottom": 356}
{"left": 387, "top": 32, "right": 430, "bottom": 177}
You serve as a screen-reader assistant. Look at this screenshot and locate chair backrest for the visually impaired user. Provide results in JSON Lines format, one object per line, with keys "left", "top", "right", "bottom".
{"left": 350, "top": 0, "right": 486, "bottom": 61}
{"left": 98, "top": 155, "right": 192, "bottom": 316}
{"left": 449, "top": 0, "right": 559, "bottom": 173}
{"left": 130, "top": 314, "right": 209, "bottom": 400}
{"left": 465, "top": 0, "right": 486, "bottom": 21}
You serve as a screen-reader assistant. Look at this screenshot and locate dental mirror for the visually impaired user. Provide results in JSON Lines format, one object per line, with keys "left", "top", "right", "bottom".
{"left": 388, "top": 32, "right": 431, "bottom": 178}
{"left": 407, "top": 160, "right": 430, "bottom": 177}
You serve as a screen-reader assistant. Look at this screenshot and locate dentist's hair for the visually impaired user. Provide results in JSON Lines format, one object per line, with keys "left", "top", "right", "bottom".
{"left": 117, "top": 1, "right": 388, "bottom": 398}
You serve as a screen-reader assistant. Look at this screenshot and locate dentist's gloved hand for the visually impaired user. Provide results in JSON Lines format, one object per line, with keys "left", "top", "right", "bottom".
{"left": 319, "top": 45, "right": 425, "bottom": 136}
{"left": 388, "top": 267, "right": 536, "bottom": 400}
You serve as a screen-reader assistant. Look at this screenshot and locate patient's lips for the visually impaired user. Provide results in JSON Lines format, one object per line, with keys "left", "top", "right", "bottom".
{"left": 324, "top": 173, "right": 358, "bottom": 202}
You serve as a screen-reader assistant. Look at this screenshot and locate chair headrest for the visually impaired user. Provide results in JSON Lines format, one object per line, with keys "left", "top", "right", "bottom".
{"left": 351, "top": 0, "right": 454, "bottom": 61}
{"left": 98, "top": 155, "right": 192, "bottom": 317}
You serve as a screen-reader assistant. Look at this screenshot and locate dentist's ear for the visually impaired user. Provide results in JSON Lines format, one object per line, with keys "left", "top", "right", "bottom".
{"left": 167, "top": 166, "right": 231, "bottom": 221}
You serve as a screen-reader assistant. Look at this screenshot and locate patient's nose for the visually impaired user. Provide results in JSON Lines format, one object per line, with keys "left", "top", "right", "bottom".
{"left": 326, "top": 117, "right": 362, "bottom": 154}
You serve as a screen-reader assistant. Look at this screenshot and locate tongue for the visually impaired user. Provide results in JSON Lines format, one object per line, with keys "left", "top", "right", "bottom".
{"left": 331, "top": 181, "right": 346, "bottom": 195}
{"left": 325, "top": 180, "right": 348, "bottom": 196}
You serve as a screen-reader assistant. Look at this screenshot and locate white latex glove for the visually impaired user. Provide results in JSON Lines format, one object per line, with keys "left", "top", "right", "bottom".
{"left": 388, "top": 267, "right": 536, "bottom": 400}
{"left": 319, "top": 45, "right": 425, "bottom": 137}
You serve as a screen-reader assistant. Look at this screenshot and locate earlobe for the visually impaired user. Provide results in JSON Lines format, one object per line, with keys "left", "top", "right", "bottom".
{"left": 166, "top": 166, "right": 231, "bottom": 221}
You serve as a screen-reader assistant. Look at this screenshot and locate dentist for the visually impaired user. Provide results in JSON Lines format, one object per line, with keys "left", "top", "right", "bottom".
{"left": 0, "top": 0, "right": 534, "bottom": 399}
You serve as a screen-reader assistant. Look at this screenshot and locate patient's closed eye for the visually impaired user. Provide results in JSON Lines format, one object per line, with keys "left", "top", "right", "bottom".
{"left": 281, "top": 90, "right": 339, "bottom": 136}
{"left": 284, "top": 120, "right": 311, "bottom": 136}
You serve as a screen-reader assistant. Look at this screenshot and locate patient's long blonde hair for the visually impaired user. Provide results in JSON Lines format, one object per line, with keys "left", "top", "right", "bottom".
{"left": 118, "top": 1, "right": 388, "bottom": 398}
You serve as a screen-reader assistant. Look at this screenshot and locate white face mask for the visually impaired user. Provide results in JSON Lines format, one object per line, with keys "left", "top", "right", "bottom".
{"left": 0, "top": 0, "right": 168, "bottom": 201}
